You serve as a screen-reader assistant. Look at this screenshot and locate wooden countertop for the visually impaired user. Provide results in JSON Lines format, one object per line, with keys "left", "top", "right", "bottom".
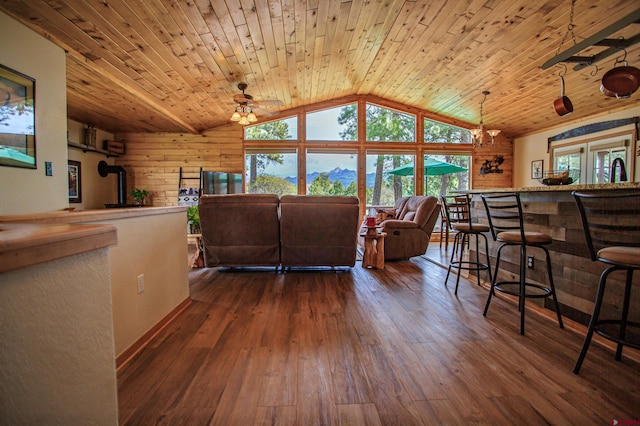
{"left": 0, "top": 205, "right": 187, "bottom": 224}
{"left": 461, "top": 182, "right": 640, "bottom": 194}
{"left": 0, "top": 222, "right": 117, "bottom": 273}
{"left": 0, "top": 206, "right": 186, "bottom": 272}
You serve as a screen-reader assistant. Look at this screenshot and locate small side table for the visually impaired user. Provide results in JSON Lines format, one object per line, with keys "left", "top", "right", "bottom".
{"left": 188, "top": 233, "right": 204, "bottom": 268}
{"left": 360, "top": 230, "right": 386, "bottom": 269}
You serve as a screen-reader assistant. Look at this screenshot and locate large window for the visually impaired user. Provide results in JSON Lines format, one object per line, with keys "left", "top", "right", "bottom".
{"left": 244, "top": 116, "right": 298, "bottom": 140}
{"left": 553, "top": 146, "right": 584, "bottom": 184}
{"left": 365, "top": 152, "right": 415, "bottom": 206}
{"left": 551, "top": 136, "right": 631, "bottom": 185}
{"left": 305, "top": 149, "right": 358, "bottom": 195}
{"left": 424, "top": 119, "right": 472, "bottom": 144}
{"left": 306, "top": 104, "right": 357, "bottom": 141}
{"left": 423, "top": 154, "right": 470, "bottom": 197}
{"left": 245, "top": 149, "right": 298, "bottom": 195}
{"left": 242, "top": 99, "right": 477, "bottom": 201}
{"left": 366, "top": 104, "right": 415, "bottom": 142}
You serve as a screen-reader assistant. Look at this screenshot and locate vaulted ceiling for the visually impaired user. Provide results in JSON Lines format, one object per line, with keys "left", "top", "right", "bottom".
{"left": 1, "top": 0, "right": 639, "bottom": 137}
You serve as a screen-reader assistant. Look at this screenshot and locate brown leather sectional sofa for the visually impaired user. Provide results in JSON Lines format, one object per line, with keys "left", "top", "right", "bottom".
{"left": 199, "top": 194, "right": 360, "bottom": 268}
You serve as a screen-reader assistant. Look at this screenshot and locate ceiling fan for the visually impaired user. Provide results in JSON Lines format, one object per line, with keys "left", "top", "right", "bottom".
{"left": 230, "top": 83, "right": 283, "bottom": 125}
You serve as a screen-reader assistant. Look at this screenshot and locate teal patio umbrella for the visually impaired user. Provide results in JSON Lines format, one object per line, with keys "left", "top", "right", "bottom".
{"left": 388, "top": 159, "right": 467, "bottom": 176}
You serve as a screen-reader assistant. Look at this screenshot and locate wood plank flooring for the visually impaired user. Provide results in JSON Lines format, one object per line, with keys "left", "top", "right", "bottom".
{"left": 118, "top": 251, "right": 640, "bottom": 425}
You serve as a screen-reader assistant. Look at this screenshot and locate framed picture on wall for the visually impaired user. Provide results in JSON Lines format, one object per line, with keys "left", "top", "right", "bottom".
{"left": 0, "top": 64, "right": 36, "bottom": 169}
{"left": 68, "top": 160, "right": 82, "bottom": 203}
{"left": 531, "top": 159, "right": 543, "bottom": 179}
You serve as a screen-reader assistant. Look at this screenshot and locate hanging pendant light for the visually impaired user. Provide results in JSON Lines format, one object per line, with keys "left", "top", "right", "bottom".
{"left": 472, "top": 91, "right": 500, "bottom": 148}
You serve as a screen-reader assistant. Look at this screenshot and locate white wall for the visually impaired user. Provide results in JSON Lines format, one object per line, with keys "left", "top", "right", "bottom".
{"left": 514, "top": 105, "right": 640, "bottom": 187}
{"left": 99, "top": 211, "right": 190, "bottom": 356}
{"left": 0, "top": 12, "right": 68, "bottom": 214}
{"left": 0, "top": 249, "right": 119, "bottom": 424}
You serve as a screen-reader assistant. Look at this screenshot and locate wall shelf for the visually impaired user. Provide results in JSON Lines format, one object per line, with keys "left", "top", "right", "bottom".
{"left": 68, "top": 141, "right": 120, "bottom": 158}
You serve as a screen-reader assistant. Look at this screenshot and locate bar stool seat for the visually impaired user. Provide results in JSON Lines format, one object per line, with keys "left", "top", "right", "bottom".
{"left": 495, "top": 231, "right": 552, "bottom": 244}
{"left": 572, "top": 191, "right": 640, "bottom": 374}
{"left": 442, "top": 195, "right": 492, "bottom": 295}
{"left": 481, "top": 192, "right": 563, "bottom": 335}
{"left": 598, "top": 246, "right": 640, "bottom": 266}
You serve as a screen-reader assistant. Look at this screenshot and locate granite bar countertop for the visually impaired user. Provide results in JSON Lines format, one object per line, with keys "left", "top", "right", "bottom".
{"left": 461, "top": 182, "right": 640, "bottom": 194}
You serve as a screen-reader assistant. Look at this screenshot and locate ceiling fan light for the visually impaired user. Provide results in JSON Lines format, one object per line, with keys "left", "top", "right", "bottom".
{"left": 247, "top": 112, "right": 257, "bottom": 122}
{"left": 230, "top": 111, "right": 241, "bottom": 121}
{"left": 238, "top": 115, "right": 250, "bottom": 125}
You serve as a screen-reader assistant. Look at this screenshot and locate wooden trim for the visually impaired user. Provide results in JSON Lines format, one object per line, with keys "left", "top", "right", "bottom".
{"left": 115, "top": 296, "right": 192, "bottom": 371}
{"left": 547, "top": 117, "right": 639, "bottom": 152}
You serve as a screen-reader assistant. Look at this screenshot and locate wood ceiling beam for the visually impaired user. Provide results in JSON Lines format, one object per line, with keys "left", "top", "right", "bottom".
{"left": 66, "top": 52, "right": 199, "bottom": 134}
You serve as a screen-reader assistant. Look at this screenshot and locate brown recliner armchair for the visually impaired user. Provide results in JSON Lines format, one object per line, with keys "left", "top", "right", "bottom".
{"left": 377, "top": 196, "right": 441, "bottom": 260}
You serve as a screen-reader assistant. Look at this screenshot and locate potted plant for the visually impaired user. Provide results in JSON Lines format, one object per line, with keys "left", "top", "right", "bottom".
{"left": 187, "top": 205, "right": 200, "bottom": 234}
{"left": 130, "top": 188, "right": 149, "bottom": 205}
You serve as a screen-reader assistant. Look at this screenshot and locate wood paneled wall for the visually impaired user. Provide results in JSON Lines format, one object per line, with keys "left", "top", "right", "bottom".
{"left": 471, "top": 133, "right": 513, "bottom": 191}
{"left": 114, "top": 125, "right": 243, "bottom": 206}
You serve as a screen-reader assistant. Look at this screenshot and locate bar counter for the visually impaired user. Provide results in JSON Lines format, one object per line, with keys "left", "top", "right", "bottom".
{"left": 462, "top": 183, "right": 640, "bottom": 326}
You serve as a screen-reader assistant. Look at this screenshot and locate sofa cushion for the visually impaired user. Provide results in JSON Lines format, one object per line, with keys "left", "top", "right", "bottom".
{"left": 280, "top": 195, "right": 360, "bottom": 267}
{"left": 199, "top": 194, "right": 281, "bottom": 266}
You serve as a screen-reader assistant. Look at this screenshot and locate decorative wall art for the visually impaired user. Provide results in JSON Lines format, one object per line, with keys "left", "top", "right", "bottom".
{"left": 0, "top": 64, "right": 35, "bottom": 169}
{"left": 479, "top": 155, "right": 504, "bottom": 174}
{"left": 68, "top": 160, "right": 82, "bottom": 203}
{"left": 531, "top": 160, "right": 543, "bottom": 179}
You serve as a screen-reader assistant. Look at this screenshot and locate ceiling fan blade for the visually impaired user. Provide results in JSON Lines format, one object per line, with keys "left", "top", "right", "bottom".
{"left": 254, "top": 99, "right": 284, "bottom": 107}
{"left": 233, "top": 94, "right": 252, "bottom": 103}
{"left": 252, "top": 107, "right": 273, "bottom": 117}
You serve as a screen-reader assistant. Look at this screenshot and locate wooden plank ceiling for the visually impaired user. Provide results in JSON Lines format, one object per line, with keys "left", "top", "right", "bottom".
{"left": 1, "top": 0, "right": 639, "bottom": 137}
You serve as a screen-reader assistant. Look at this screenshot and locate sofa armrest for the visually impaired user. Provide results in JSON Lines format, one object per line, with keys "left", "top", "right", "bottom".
{"left": 381, "top": 219, "right": 419, "bottom": 230}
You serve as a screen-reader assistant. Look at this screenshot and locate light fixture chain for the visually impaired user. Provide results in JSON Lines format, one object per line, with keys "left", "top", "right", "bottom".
{"left": 556, "top": 0, "right": 577, "bottom": 56}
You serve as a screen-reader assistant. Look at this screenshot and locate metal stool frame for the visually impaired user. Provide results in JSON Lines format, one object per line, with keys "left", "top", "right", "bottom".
{"left": 441, "top": 194, "right": 492, "bottom": 295}
{"left": 481, "top": 192, "right": 564, "bottom": 335}
{"left": 572, "top": 191, "right": 640, "bottom": 374}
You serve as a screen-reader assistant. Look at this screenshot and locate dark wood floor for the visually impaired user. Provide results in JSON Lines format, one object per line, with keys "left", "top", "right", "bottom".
{"left": 118, "top": 245, "right": 640, "bottom": 425}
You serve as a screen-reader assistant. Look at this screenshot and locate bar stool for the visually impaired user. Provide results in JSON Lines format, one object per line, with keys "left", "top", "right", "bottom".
{"left": 481, "top": 193, "right": 563, "bottom": 335}
{"left": 439, "top": 204, "right": 450, "bottom": 248}
{"left": 572, "top": 191, "right": 640, "bottom": 374}
{"left": 442, "top": 194, "right": 492, "bottom": 295}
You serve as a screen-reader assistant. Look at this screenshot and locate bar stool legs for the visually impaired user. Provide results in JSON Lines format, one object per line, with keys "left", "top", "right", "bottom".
{"left": 483, "top": 242, "right": 563, "bottom": 335}
{"left": 573, "top": 266, "right": 638, "bottom": 374}
{"left": 445, "top": 230, "right": 492, "bottom": 295}
{"left": 571, "top": 191, "right": 640, "bottom": 374}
